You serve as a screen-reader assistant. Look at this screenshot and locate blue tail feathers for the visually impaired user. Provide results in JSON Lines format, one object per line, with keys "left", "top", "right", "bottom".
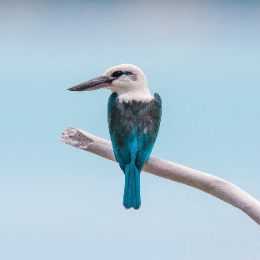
{"left": 123, "top": 164, "right": 141, "bottom": 210}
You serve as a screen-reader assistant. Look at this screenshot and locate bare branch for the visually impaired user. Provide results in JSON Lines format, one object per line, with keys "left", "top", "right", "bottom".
{"left": 59, "top": 126, "right": 260, "bottom": 226}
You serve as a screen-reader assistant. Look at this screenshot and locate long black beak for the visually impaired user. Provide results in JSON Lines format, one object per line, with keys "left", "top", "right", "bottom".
{"left": 68, "top": 76, "right": 115, "bottom": 91}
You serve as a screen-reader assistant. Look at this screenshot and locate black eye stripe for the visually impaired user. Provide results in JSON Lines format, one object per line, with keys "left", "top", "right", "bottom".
{"left": 111, "top": 71, "right": 124, "bottom": 77}
{"left": 111, "top": 71, "right": 133, "bottom": 78}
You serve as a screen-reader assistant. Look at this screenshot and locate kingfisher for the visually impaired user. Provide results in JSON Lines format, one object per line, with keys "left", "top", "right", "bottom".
{"left": 68, "top": 64, "right": 162, "bottom": 209}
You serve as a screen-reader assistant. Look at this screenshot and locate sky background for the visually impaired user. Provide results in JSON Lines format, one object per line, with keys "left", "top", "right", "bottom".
{"left": 1, "top": 0, "right": 260, "bottom": 259}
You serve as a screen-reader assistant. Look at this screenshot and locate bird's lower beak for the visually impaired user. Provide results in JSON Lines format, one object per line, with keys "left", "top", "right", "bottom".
{"left": 67, "top": 76, "right": 115, "bottom": 91}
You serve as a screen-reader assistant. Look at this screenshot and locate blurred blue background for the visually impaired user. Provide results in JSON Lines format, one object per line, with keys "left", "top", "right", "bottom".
{"left": 1, "top": 0, "right": 260, "bottom": 259}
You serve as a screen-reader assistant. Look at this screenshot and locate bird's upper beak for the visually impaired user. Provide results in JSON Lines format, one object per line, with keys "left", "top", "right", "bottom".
{"left": 67, "top": 75, "right": 115, "bottom": 91}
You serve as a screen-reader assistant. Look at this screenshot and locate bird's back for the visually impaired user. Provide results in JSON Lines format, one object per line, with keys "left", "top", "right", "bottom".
{"left": 108, "top": 92, "right": 162, "bottom": 171}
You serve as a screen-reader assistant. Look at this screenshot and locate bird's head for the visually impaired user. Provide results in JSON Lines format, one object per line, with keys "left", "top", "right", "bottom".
{"left": 68, "top": 64, "right": 152, "bottom": 101}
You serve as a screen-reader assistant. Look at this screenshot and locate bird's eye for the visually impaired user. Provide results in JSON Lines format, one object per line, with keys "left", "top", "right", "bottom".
{"left": 111, "top": 71, "right": 124, "bottom": 77}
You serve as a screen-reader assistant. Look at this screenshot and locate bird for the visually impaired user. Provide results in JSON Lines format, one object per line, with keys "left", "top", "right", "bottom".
{"left": 68, "top": 64, "right": 162, "bottom": 209}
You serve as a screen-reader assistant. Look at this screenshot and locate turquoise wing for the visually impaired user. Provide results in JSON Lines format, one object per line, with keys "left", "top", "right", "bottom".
{"left": 108, "top": 92, "right": 162, "bottom": 172}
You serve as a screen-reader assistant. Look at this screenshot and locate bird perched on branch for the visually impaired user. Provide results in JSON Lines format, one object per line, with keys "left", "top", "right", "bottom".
{"left": 68, "top": 64, "right": 162, "bottom": 209}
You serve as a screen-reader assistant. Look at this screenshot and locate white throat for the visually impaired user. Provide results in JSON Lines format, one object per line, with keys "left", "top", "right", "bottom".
{"left": 116, "top": 88, "right": 153, "bottom": 102}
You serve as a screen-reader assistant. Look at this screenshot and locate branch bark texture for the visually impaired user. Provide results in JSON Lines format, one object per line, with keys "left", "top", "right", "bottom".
{"left": 59, "top": 126, "right": 260, "bottom": 226}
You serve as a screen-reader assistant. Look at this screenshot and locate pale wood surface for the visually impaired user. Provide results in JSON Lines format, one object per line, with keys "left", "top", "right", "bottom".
{"left": 59, "top": 126, "right": 260, "bottom": 226}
